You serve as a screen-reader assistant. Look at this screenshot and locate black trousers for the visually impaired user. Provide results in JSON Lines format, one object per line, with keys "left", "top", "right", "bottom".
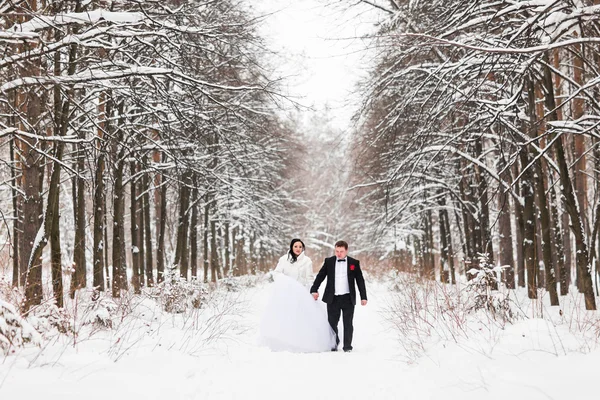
{"left": 327, "top": 294, "right": 355, "bottom": 351}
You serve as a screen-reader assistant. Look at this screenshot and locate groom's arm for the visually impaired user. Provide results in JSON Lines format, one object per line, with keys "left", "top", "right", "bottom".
{"left": 355, "top": 260, "right": 367, "bottom": 304}
{"left": 310, "top": 261, "right": 327, "bottom": 295}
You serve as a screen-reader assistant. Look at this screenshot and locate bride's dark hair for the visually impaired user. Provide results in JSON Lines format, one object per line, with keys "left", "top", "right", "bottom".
{"left": 288, "top": 238, "right": 305, "bottom": 263}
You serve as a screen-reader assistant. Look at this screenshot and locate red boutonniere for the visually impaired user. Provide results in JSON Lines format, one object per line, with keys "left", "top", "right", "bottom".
{"left": 350, "top": 265, "right": 355, "bottom": 271}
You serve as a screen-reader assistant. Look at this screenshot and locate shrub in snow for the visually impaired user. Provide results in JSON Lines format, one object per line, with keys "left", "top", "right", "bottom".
{"left": 82, "top": 292, "right": 117, "bottom": 329}
{"left": 467, "top": 254, "right": 514, "bottom": 323}
{"left": 388, "top": 270, "right": 404, "bottom": 292}
{"left": 0, "top": 300, "right": 41, "bottom": 354}
{"left": 148, "top": 265, "right": 208, "bottom": 313}
{"left": 221, "top": 276, "right": 243, "bottom": 292}
{"left": 239, "top": 274, "right": 261, "bottom": 288}
{"left": 27, "top": 302, "right": 72, "bottom": 335}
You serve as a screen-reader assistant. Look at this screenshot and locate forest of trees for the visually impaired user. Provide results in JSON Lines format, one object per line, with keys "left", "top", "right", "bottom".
{"left": 348, "top": 0, "right": 600, "bottom": 309}
{"left": 4, "top": 0, "right": 600, "bottom": 315}
{"left": 0, "top": 0, "right": 310, "bottom": 312}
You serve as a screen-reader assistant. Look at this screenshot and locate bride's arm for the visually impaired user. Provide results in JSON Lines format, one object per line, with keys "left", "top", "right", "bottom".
{"left": 304, "top": 258, "right": 313, "bottom": 285}
{"left": 272, "top": 256, "right": 286, "bottom": 278}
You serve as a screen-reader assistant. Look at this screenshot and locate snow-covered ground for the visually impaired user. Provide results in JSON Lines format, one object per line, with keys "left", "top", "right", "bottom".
{"left": 1, "top": 277, "right": 599, "bottom": 399}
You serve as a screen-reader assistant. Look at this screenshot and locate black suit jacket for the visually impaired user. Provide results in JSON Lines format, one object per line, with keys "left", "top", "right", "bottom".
{"left": 310, "top": 256, "right": 367, "bottom": 306}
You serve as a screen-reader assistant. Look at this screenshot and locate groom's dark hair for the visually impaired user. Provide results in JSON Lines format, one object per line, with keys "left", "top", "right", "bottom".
{"left": 335, "top": 240, "right": 348, "bottom": 249}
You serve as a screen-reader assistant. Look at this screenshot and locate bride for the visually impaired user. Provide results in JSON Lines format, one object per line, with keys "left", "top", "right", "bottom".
{"left": 258, "top": 239, "right": 336, "bottom": 352}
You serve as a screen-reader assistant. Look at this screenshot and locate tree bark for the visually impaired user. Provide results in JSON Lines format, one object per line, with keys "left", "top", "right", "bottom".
{"left": 522, "top": 82, "right": 538, "bottom": 299}
{"left": 190, "top": 182, "right": 199, "bottom": 279}
{"left": 211, "top": 216, "right": 219, "bottom": 282}
{"left": 174, "top": 171, "right": 192, "bottom": 279}
{"left": 138, "top": 164, "right": 146, "bottom": 289}
{"left": 549, "top": 176, "right": 568, "bottom": 296}
{"left": 50, "top": 176, "right": 64, "bottom": 308}
{"left": 534, "top": 163, "right": 559, "bottom": 305}
{"left": 224, "top": 221, "right": 231, "bottom": 277}
{"left": 203, "top": 197, "right": 210, "bottom": 282}
{"left": 423, "top": 207, "right": 435, "bottom": 280}
{"left": 70, "top": 137, "right": 87, "bottom": 298}
{"left": 542, "top": 59, "right": 595, "bottom": 309}
{"left": 20, "top": 105, "right": 45, "bottom": 310}
{"left": 498, "top": 156, "right": 515, "bottom": 289}
{"left": 9, "top": 134, "right": 19, "bottom": 287}
{"left": 112, "top": 103, "right": 127, "bottom": 297}
{"left": 438, "top": 194, "right": 454, "bottom": 284}
{"left": 456, "top": 159, "right": 473, "bottom": 276}
{"left": 231, "top": 226, "right": 238, "bottom": 277}
{"left": 130, "top": 161, "right": 141, "bottom": 294}
{"left": 93, "top": 93, "right": 108, "bottom": 291}
{"left": 156, "top": 162, "right": 167, "bottom": 284}
{"left": 474, "top": 137, "right": 494, "bottom": 266}
{"left": 514, "top": 162, "right": 526, "bottom": 288}
{"left": 572, "top": 42, "right": 588, "bottom": 239}
{"left": 142, "top": 157, "right": 154, "bottom": 287}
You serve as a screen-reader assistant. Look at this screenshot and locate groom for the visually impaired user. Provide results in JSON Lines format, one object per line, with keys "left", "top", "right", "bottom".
{"left": 310, "top": 240, "right": 367, "bottom": 352}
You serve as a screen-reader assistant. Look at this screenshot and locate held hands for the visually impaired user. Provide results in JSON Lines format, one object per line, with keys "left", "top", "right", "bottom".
{"left": 361, "top": 300, "right": 367, "bottom": 306}
{"left": 312, "top": 292, "right": 319, "bottom": 301}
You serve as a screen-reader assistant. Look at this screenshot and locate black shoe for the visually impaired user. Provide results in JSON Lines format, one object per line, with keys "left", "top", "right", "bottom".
{"left": 331, "top": 347, "right": 338, "bottom": 352}
{"left": 343, "top": 348, "right": 352, "bottom": 353}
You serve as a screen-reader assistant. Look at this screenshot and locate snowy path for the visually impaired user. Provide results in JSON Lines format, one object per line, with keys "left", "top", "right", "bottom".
{"left": 1, "top": 281, "right": 599, "bottom": 399}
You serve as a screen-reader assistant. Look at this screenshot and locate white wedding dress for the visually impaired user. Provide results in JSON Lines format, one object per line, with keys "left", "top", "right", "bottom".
{"left": 258, "top": 253, "right": 337, "bottom": 353}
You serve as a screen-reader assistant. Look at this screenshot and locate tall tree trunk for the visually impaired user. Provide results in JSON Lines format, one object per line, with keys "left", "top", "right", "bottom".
{"left": 190, "top": 182, "right": 199, "bottom": 279}
{"left": 549, "top": 176, "right": 568, "bottom": 296}
{"left": 93, "top": 93, "right": 108, "bottom": 291}
{"left": 174, "top": 171, "right": 191, "bottom": 279}
{"left": 462, "top": 170, "right": 480, "bottom": 278}
{"left": 142, "top": 157, "right": 154, "bottom": 287}
{"left": 49, "top": 40, "right": 68, "bottom": 307}
{"left": 203, "top": 197, "right": 210, "bottom": 282}
{"left": 542, "top": 58, "right": 596, "bottom": 309}
{"left": 103, "top": 194, "right": 110, "bottom": 290}
{"left": 513, "top": 163, "right": 526, "bottom": 288}
{"left": 210, "top": 216, "right": 219, "bottom": 282}
{"left": 20, "top": 111, "right": 45, "bottom": 307}
{"left": 572, "top": 43, "right": 588, "bottom": 239}
{"left": 423, "top": 207, "right": 435, "bottom": 280}
{"left": 474, "top": 137, "right": 494, "bottom": 266}
{"left": 594, "top": 138, "right": 600, "bottom": 292}
{"left": 224, "top": 221, "right": 231, "bottom": 277}
{"left": 522, "top": 80, "right": 539, "bottom": 299}
{"left": 534, "top": 164, "right": 559, "bottom": 305}
{"left": 18, "top": 0, "right": 47, "bottom": 308}
{"left": 70, "top": 138, "right": 87, "bottom": 298}
{"left": 457, "top": 159, "right": 473, "bottom": 276}
{"left": 130, "top": 161, "right": 141, "bottom": 294}
{"left": 239, "top": 230, "right": 247, "bottom": 275}
{"left": 9, "top": 134, "right": 19, "bottom": 287}
{"left": 24, "top": 144, "right": 63, "bottom": 310}
{"left": 520, "top": 154, "right": 537, "bottom": 300}
{"left": 156, "top": 165, "right": 167, "bottom": 284}
{"left": 112, "top": 103, "right": 127, "bottom": 297}
{"left": 231, "top": 226, "right": 239, "bottom": 277}
{"left": 112, "top": 155, "right": 126, "bottom": 297}
{"left": 438, "top": 194, "right": 454, "bottom": 284}
{"left": 138, "top": 165, "right": 146, "bottom": 289}
{"left": 50, "top": 178, "right": 64, "bottom": 308}
{"left": 22, "top": 146, "right": 48, "bottom": 311}
{"left": 522, "top": 82, "right": 538, "bottom": 299}
{"left": 498, "top": 157, "right": 515, "bottom": 289}
{"left": 532, "top": 81, "right": 559, "bottom": 305}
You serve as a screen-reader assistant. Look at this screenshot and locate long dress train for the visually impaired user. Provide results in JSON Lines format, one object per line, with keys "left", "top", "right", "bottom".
{"left": 259, "top": 273, "right": 336, "bottom": 353}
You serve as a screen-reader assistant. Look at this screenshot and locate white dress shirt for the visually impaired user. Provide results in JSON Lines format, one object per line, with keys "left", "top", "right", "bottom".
{"left": 334, "top": 258, "right": 350, "bottom": 295}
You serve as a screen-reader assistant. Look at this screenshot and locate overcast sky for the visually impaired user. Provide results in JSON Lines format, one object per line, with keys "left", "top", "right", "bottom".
{"left": 248, "top": 0, "right": 382, "bottom": 132}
